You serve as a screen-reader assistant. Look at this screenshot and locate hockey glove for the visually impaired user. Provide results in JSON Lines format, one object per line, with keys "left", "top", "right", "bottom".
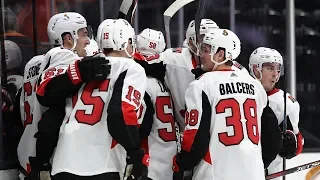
{"left": 191, "top": 68, "right": 206, "bottom": 79}
{"left": 134, "top": 59, "right": 166, "bottom": 83}
{"left": 67, "top": 56, "right": 111, "bottom": 85}
{"left": 279, "top": 130, "right": 304, "bottom": 159}
{"left": 25, "top": 157, "right": 51, "bottom": 180}
{"left": 124, "top": 149, "right": 149, "bottom": 180}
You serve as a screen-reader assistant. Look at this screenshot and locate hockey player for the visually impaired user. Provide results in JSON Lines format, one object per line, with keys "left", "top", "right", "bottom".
{"left": 41, "top": 18, "right": 147, "bottom": 180}
{"left": 135, "top": 19, "right": 247, "bottom": 130}
{"left": 17, "top": 12, "right": 106, "bottom": 180}
{"left": 249, "top": 47, "right": 304, "bottom": 178}
{"left": 135, "top": 28, "right": 177, "bottom": 180}
{"left": 172, "top": 29, "right": 283, "bottom": 180}
{"left": 135, "top": 19, "right": 219, "bottom": 129}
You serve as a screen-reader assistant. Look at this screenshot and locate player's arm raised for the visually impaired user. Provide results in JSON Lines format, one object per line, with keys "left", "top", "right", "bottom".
{"left": 173, "top": 82, "right": 211, "bottom": 172}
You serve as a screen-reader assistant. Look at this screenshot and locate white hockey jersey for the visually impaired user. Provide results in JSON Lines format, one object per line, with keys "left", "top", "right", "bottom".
{"left": 266, "top": 88, "right": 301, "bottom": 179}
{"left": 18, "top": 47, "right": 79, "bottom": 173}
{"left": 51, "top": 57, "right": 146, "bottom": 176}
{"left": 17, "top": 54, "right": 46, "bottom": 173}
{"left": 156, "top": 48, "right": 248, "bottom": 129}
{"left": 138, "top": 77, "right": 177, "bottom": 180}
{"left": 183, "top": 69, "right": 267, "bottom": 180}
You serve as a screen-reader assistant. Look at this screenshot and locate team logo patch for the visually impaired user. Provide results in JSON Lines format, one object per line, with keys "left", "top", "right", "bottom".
{"left": 223, "top": 30, "right": 228, "bottom": 36}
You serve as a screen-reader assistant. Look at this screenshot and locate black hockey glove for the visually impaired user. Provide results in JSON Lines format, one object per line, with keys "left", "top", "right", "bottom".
{"left": 191, "top": 68, "right": 206, "bottom": 79}
{"left": 134, "top": 59, "right": 166, "bottom": 83}
{"left": 279, "top": 130, "right": 297, "bottom": 159}
{"left": 67, "top": 56, "right": 111, "bottom": 85}
{"left": 25, "top": 157, "right": 51, "bottom": 180}
{"left": 124, "top": 149, "right": 149, "bottom": 180}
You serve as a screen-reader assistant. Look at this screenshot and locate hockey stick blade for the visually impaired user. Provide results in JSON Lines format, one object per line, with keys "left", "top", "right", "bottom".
{"left": 163, "top": 0, "right": 195, "bottom": 48}
{"left": 119, "top": 0, "right": 134, "bottom": 15}
{"left": 266, "top": 160, "right": 320, "bottom": 179}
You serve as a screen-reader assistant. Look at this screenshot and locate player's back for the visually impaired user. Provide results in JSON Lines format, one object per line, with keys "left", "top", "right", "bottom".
{"left": 159, "top": 48, "right": 196, "bottom": 128}
{"left": 18, "top": 54, "right": 47, "bottom": 172}
{"left": 192, "top": 70, "right": 267, "bottom": 180}
{"left": 139, "top": 76, "right": 177, "bottom": 180}
{"left": 51, "top": 56, "right": 146, "bottom": 176}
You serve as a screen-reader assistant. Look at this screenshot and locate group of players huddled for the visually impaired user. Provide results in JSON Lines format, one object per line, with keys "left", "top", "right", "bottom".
{"left": 1, "top": 9, "right": 304, "bottom": 180}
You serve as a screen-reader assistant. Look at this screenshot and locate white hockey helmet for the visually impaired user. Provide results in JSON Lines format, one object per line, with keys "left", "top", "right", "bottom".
{"left": 0, "top": 40, "right": 22, "bottom": 71}
{"left": 47, "top": 12, "right": 87, "bottom": 49}
{"left": 202, "top": 29, "right": 240, "bottom": 69}
{"left": 186, "top": 19, "right": 219, "bottom": 55}
{"left": 96, "top": 19, "right": 135, "bottom": 57}
{"left": 136, "top": 28, "right": 166, "bottom": 55}
{"left": 249, "top": 47, "right": 283, "bottom": 80}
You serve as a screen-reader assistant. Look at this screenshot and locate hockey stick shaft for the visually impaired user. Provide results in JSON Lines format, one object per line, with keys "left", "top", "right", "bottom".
{"left": 163, "top": 0, "right": 195, "bottom": 48}
{"left": 266, "top": 160, "right": 320, "bottom": 179}
{"left": 195, "top": 0, "right": 207, "bottom": 44}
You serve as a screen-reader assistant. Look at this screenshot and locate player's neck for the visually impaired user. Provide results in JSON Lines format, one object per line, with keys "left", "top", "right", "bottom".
{"left": 105, "top": 51, "right": 127, "bottom": 57}
{"left": 213, "top": 64, "right": 232, "bottom": 71}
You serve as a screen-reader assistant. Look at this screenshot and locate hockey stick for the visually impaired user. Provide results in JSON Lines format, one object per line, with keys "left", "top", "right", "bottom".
{"left": 195, "top": 0, "right": 208, "bottom": 45}
{"left": 119, "top": 0, "right": 133, "bottom": 18}
{"left": 130, "top": 0, "right": 138, "bottom": 25}
{"left": 266, "top": 160, "right": 320, "bottom": 179}
{"left": 163, "top": 0, "right": 195, "bottom": 48}
{"left": 119, "top": 0, "right": 138, "bottom": 25}
{"left": 282, "top": 39, "right": 288, "bottom": 180}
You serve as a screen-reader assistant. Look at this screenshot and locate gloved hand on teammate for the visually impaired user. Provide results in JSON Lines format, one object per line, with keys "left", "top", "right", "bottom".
{"left": 67, "top": 55, "right": 111, "bottom": 85}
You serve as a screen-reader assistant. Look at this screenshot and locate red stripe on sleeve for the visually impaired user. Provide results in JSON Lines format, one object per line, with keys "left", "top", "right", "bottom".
{"left": 36, "top": 78, "right": 52, "bottom": 96}
{"left": 122, "top": 101, "right": 138, "bottom": 125}
{"left": 182, "top": 129, "right": 198, "bottom": 152}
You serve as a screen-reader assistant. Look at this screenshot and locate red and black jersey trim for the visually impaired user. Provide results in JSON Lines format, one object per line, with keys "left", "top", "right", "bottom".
{"left": 107, "top": 70, "right": 140, "bottom": 152}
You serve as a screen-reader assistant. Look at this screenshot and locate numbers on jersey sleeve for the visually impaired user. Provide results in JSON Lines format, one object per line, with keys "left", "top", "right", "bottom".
{"left": 75, "top": 80, "right": 110, "bottom": 125}
{"left": 43, "top": 68, "right": 65, "bottom": 80}
{"left": 125, "top": 86, "right": 142, "bottom": 106}
{"left": 156, "top": 96, "right": 176, "bottom": 142}
{"left": 216, "top": 98, "right": 259, "bottom": 146}
{"left": 145, "top": 54, "right": 160, "bottom": 61}
{"left": 23, "top": 82, "right": 33, "bottom": 127}
{"left": 185, "top": 109, "right": 199, "bottom": 126}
